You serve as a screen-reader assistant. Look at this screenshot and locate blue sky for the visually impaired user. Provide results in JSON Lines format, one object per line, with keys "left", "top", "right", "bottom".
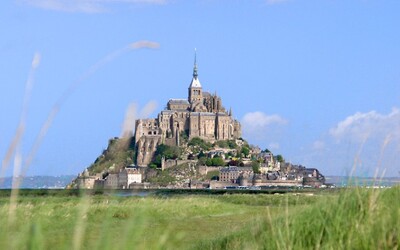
{"left": 1, "top": 0, "right": 400, "bottom": 177}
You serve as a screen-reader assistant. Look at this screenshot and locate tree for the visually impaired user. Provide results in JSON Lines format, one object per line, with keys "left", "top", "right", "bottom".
{"left": 155, "top": 144, "right": 181, "bottom": 160}
{"left": 149, "top": 163, "right": 158, "bottom": 169}
{"left": 216, "top": 140, "right": 228, "bottom": 148}
{"left": 252, "top": 160, "right": 261, "bottom": 174}
{"left": 198, "top": 151, "right": 206, "bottom": 158}
{"left": 227, "top": 140, "right": 237, "bottom": 149}
{"left": 241, "top": 146, "right": 250, "bottom": 158}
{"left": 276, "top": 154, "right": 284, "bottom": 163}
{"left": 211, "top": 157, "right": 225, "bottom": 166}
{"left": 262, "top": 148, "right": 271, "bottom": 153}
{"left": 151, "top": 144, "right": 181, "bottom": 167}
{"left": 198, "top": 157, "right": 207, "bottom": 166}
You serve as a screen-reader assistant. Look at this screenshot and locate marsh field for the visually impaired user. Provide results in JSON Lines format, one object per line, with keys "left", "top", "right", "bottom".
{"left": 0, "top": 188, "right": 398, "bottom": 250}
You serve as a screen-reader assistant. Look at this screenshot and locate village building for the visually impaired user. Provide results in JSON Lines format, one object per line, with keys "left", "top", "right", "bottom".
{"left": 118, "top": 167, "right": 142, "bottom": 188}
{"left": 219, "top": 166, "right": 253, "bottom": 183}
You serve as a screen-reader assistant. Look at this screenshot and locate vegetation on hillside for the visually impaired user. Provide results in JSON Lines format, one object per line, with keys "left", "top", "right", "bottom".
{"left": 188, "top": 137, "right": 212, "bottom": 151}
{"left": 87, "top": 137, "right": 136, "bottom": 174}
{"left": 80, "top": 133, "right": 283, "bottom": 184}
{"left": 205, "top": 157, "right": 225, "bottom": 166}
{"left": 214, "top": 140, "right": 238, "bottom": 149}
{"left": 149, "top": 144, "right": 182, "bottom": 168}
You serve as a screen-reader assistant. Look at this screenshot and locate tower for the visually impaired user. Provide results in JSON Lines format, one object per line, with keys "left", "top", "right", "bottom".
{"left": 188, "top": 50, "right": 203, "bottom": 104}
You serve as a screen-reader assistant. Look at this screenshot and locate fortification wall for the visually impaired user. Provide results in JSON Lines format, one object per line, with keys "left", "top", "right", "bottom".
{"left": 161, "top": 159, "right": 197, "bottom": 170}
{"left": 136, "top": 135, "right": 162, "bottom": 167}
{"left": 198, "top": 166, "right": 221, "bottom": 175}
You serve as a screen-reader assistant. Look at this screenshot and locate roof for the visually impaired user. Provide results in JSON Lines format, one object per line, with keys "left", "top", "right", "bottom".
{"left": 168, "top": 99, "right": 190, "bottom": 105}
{"left": 191, "top": 112, "right": 216, "bottom": 116}
{"left": 189, "top": 76, "right": 202, "bottom": 88}
{"left": 161, "top": 110, "right": 174, "bottom": 114}
{"left": 220, "top": 166, "right": 239, "bottom": 173}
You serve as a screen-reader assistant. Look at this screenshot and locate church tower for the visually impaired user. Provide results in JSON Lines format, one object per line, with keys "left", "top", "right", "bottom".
{"left": 188, "top": 51, "right": 203, "bottom": 104}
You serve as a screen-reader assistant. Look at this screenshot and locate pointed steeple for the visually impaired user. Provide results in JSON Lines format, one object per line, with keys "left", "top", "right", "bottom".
{"left": 229, "top": 107, "right": 232, "bottom": 116}
{"left": 189, "top": 48, "right": 201, "bottom": 88}
{"left": 193, "top": 48, "right": 198, "bottom": 79}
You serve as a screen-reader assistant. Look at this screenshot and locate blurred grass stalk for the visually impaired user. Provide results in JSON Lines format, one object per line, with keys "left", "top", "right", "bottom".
{"left": 1, "top": 42, "right": 160, "bottom": 249}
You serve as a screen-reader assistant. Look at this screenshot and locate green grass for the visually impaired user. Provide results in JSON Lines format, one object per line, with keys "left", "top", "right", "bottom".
{"left": 0, "top": 188, "right": 398, "bottom": 249}
{"left": 198, "top": 187, "right": 400, "bottom": 250}
{"left": 0, "top": 192, "right": 285, "bottom": 249}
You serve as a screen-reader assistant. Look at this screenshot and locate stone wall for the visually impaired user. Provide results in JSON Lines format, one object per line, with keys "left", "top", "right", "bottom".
{"left": 136, "top": 135, "right": 162, "bottom": 166}
{"left": 209, "top": 180, "right": 237, "bottom": 189}
{"left": 198, "top": 166, "right": 221, "bottom": 175}
{"left": 77, "top": 177, "right": 97, "bottom": 189}
{"left": 161, "top": 159, "right": 197, "bottom": 170}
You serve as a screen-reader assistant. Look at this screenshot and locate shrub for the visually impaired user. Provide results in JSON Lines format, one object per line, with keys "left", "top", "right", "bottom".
{"left": 241, "top": 146, "right": 250, "bottom": 158}
{"left": 188, "top": 137, "right": 212, "bottom": 151}
{"left": 198, "top": 157, "right": 207, "bottom": 166}
{"left": 215, "top": 140, "right": 237, "bottom": 149}
{"left": 211, "top": 157, "right": 225, "bottom": 166}
{"left": 251, "top": 160, "right": 261, "bottom": 174}
{"left": 276, "top": 154, "right": 284, "bottom": 163}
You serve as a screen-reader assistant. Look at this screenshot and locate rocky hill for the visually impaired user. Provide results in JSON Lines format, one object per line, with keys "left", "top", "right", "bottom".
{"left": 69, "top": 135, "right": 259, "bottom": 188}
{"left": 87, "top": 136, "right": 136, "bottom": 175}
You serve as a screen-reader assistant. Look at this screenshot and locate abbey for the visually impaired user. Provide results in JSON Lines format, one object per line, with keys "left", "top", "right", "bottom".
{"left": 134, "top": 56, "right": 242, "bottom": 166}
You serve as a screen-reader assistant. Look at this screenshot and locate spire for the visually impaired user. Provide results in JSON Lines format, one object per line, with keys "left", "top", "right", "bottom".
{"left": 193, "top": 48, "right": 198, "bottom": 79}
{"left": 229, "top": 107, "right": 232, "bottom": 116}
{"left": 189, "top": 48, "right": 202, "bottom": 88}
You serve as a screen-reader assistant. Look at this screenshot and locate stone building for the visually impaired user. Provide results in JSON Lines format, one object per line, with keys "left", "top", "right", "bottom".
{"left": 118, "top": 167, "right": 142, "bottom": 188}
{"left": 219, "top": 166, "right": 253, "bottom": 183}
{"left": 101, "top": 167, "right": 142, "bottom": 189}
{"left": 76, "top": 169, "right": 101, "bottom": 189}
{"left": 104, "top": 173, "right": 119, "bottom": 189}
{"left": 135, "top": 55, "right": 242, "bottom": 166}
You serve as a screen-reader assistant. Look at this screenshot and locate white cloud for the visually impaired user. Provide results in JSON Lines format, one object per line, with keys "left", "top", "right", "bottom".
{"left": 298, "top": 108, "right": 400, "bottom": 176}
{"left": 130, "top": 41, "right": 160, "bottom": 50}
{"left": 241, "top": 111, "right": 287, "bottom": 147}
{"left": 242, "top": 111, "right": 287, "bottom": 130}
{"left": 329, "top": 108, "right": 400, "bottom": 143}
{"left": 18, "top": 0, "right": 168, "bottom": 13}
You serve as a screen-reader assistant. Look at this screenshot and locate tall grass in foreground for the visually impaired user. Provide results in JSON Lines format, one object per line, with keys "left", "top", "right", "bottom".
{"left": 197, "top": 187, "right": 400, "bottom": 250}
{"left": 0, "top": 44, "right": 160, "bottom": 249}
{"left": 0, "top": 188, "right": 398, "bottom": 249}
{"left": 0, "top": 192, "right": 281, "bottom": 249}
